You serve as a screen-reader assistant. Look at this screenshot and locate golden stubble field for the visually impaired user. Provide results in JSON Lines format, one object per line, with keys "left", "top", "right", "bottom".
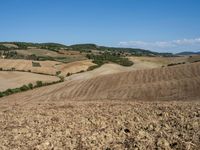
{"left": 0, "top": 59, "right": 95, "bottom": 76}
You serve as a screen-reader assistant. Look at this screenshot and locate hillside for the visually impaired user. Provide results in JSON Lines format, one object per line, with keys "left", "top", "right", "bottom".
{"left": 0, "top": 62, "right": 199, "bottom": 149}
{"left": 176, "top": 51, "right": 200, "bottom": 56}
{"left": 1, "top": 62, "right": 199, "bottom": 104}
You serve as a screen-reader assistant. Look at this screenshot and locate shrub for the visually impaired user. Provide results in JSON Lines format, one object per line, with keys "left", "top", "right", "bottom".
{"left": 20, "top": 85, "right": 29, "bottom": 91}
{"left": 32, "top": 61, "right": 41, "bottom": 67}
{"left": 36, "top": 81, "right": 43, "bottom": 87}
{"left": 28, "top": 83, "right": 33, "bottom": 89}
{"left": 59, "top": 76, "right": 65, "bottom": 82}
{"left": 11, "top": 67, "right": 16, "bottom": 71}
{"left": 77, "top": 70, "right": 85, "bottom": 73}
{"left": 5, "top": 89, "right": 14, "bottom": 94}
{"left": 56, "top": 71, "right": 61, "bottom": 76}
{"left": 66, "top": 72, "right": 71, "bottom": 77}
{"left": 87, "top": 65, "right": 99, "bottom": 71}
{"left": 0, "top": 92, "right": 4, "bottom": 97}
{"left": 86, "top": 52, "right": 133, "bottom": 67}
{"left": 11, "top": 88, "right": 21, "bottom": 93}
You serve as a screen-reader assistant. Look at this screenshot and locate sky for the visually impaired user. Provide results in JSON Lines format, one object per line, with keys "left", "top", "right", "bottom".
{"left": 0, "top": 0, "right": 200, "bottom": 53}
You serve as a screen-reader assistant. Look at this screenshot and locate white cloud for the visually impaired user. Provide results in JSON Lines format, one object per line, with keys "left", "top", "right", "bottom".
{"left": 119, "top": 38, "right": 200, "bottom": 53}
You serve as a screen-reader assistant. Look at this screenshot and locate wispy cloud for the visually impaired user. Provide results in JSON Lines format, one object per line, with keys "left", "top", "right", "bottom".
{"left": 119, "top": 38, "right": 200, "bottom": 53}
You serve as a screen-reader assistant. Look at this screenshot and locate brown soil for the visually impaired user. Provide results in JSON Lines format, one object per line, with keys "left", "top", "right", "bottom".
{"left": 0, "top": 62, "right": 199, "bottom": 149}
{"left": 0, "top": 101, "right": 199, "bottom": 150}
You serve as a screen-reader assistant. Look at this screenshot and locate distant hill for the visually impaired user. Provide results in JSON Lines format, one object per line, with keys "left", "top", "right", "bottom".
{"left": 0, "top": 42, "right": 174, "bottom": 57}
{"left": 176, "top": 51, "right": 200, "bottom": 56}
{"left": 70, "top": 44, "right": 174, "bottom": 57}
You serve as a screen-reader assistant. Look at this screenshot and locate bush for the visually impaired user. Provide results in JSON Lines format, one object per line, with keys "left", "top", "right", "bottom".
{"left": 167, "top": 62, "right": 186, "bottom": 67}
{"left": 28, "top": 83, "right": 33, "bottom": 89}
{"left": 59, "top": 76, "right": 65, "bottom": 82}
{"left": 66, "top": 72, "right": 71, "bottom": 77}
{"left": 0, "top": 92, "right": 3, "bottom": 98}
{"left": 56, "top": 71, "right": 61, "bottom": 76}
{"left": 87, "top": 65, "right": 99, "bottom": 71}
{"left": 11, "top": 88, "right": 21, "bottom": 93}
{"left": 20, "top": 85, "right": 29, "bottom": 91}
{"left": 5, "top": 89, "right": 14, "bottom": 94}
{"left": 86, "top": 52, "right": 133, "bottom": 67}
{"left": 11, "top": 67, "right": 16, "bottom": 71}
{"left": 35, "top": 81, "right": 43, "bottom": 87}
{"left": 32, "top": 61, "right": 41, "bottom": 67}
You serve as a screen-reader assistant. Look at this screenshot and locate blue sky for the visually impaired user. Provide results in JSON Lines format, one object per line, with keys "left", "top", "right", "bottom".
{"left": 0, "top": 0, "right": 200, "bottom": 53}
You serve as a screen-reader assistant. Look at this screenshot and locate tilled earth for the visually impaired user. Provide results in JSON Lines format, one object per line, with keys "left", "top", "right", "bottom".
{"left": 0, "top": 101, "right": 199, "bottom": 150}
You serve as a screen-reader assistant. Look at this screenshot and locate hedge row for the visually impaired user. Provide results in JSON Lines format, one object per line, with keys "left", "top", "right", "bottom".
{"left": 0, "top": 77, "right": 64, "bottom": 98}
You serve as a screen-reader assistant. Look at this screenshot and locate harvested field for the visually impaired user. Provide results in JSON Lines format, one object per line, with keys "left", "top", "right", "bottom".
{"left": 0, "top": 71, "right": 59, "bottom": 91}
{"left": 0, "top": 61, "right": 199, "bottom": 149}
{"left": 128, "top": 56, "right": 188, "bottom": 66}
{"left": 188, "top": 55, "right": 200, "bottom": 63}
{"left": 1, "top": 62, "right": 200, "bottom": 102}
{"left": 16, "top": 48, "right": 83, "bottom": 58}
{"left": 0, "top": 59, "right": 95, "bottom": 76}
{"left": 15, "top": 48, "right": 86, "bottom": 62}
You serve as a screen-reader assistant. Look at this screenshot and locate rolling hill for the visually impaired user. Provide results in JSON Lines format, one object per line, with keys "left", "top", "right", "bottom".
{"left": 0, "top": 42, "right": 174, "bottom": 57}
{"left": 176, "top": 51, "right": 200, "bottom": 56}
{"left": 0, "top": 62, "right": 199, "bottom": 149}
{"left": 1, "top": 62, "right": 199, "bottom": 104}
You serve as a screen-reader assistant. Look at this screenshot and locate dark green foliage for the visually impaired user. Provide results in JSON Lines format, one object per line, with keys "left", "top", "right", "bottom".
{"left": 0, "top": 76, "right": 65, "bottom": 98}
{"left": 56, "top": 71, "right": 61, "bottom": 76}
{"left": 59, "top": 76, "right": 65, "bottom": 82}
{"left": 69, "top": 44, "right": 174, "bottom": 57}
{"left": 20, "top": 85, "right": 29, "bottom": 91}
{"left": 87, "top": 65, "right": 99, "bottom": 71}
{"left": 5, "top": 89, "right": 13, "bottom": 95}
{"left": 66, "top": 72, "right": 71, "bottom": 77}
{"left": 36, "top": 81, "right": 43, "bottom": 87}
{"left": 11, "top": 88, "right": 21, "bottom": 93}
{"left": 28, "top": 83, "right": 33, "bottom": 89}
{"left": 70, "top": 44, "right": 97, "bottom": 51}
{"left": 0, "top": 45, "right": 9, "bottom": 50}
{"left": 86, "top": 52, "right": 133, "bottom": 67}
{"left": 167, "top": 62, "right": 186, "bottom": 67}
{"left": 32, "top": 62, "right": 41, "bottom": 67}
{"left": 0, "top": 92, "right": 3, "bottom": 98}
